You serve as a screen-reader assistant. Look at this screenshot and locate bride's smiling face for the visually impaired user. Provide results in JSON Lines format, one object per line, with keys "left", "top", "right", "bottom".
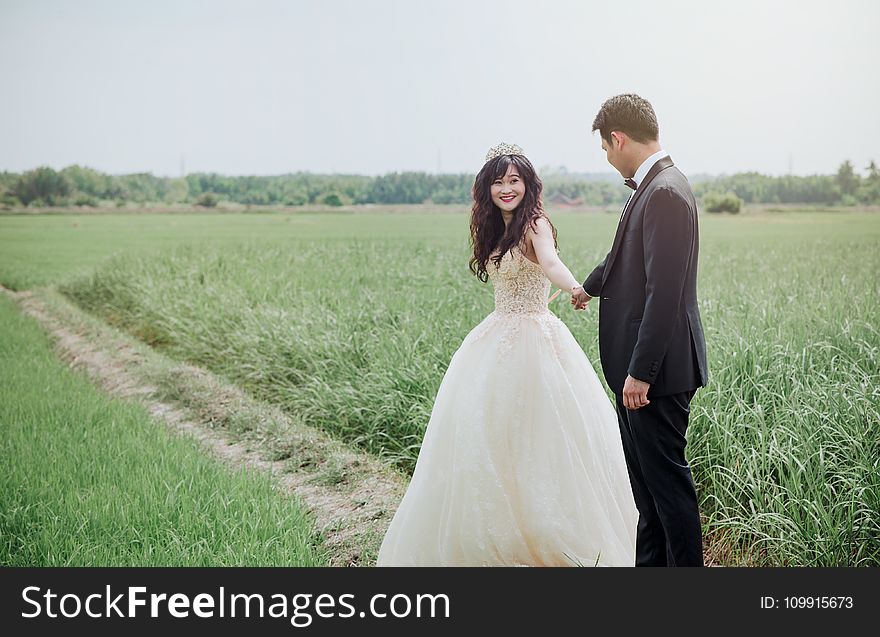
{"left": 490, "top": 164, "right": 526, "bottom": 212}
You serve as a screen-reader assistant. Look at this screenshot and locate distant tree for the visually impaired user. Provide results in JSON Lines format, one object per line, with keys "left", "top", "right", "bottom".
{"left": 694, "top": 172, "right": 840, "bottom": 205}
{"left": 0, "top": 171, "right": 20, "bottom": 208}
{"left": 61, "top": 165, "right": 108, "bottom": 198}
{"left": 430, "top": 187, "right": 458, "bottom": 204}
{"left": 320, "top": 192, "right": 345, "bottom": 207}
{"left": 853, "top": 160, "right": 880, "bottom": 204}
{"left": 835, "top": 160, "right": 859, "bottom": 197}
{"left": 13, "top": 167, "right": 71, "bottom": 206}
{"left": 0, "top": 192, "right": 22, "bottom": 209}
{"left": 703, "top": 191, "right": 743, "bottom": 213}
{"left": 283, "top": 188, "right": 308, "bottom": 206}
{"left": 196, "top": 192, "right": 218, "bottom": 208}
{"left": 164, "top": 177, "right": 189, "bottom": 204}
{"left": 3, "top": 162, "right": 876, "bottom": 210}
{"left": 73, "top": 194, "right": 98, "bottom": 207}
{"left": 242, "top": 191, "right": 270, "bottom": 206}
{"left": 371, "top": 172, "right": 432, "bottom": 204}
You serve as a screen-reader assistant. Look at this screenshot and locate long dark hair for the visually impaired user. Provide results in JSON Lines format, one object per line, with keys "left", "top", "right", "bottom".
{"left": 469, "top": 153, "right": 556, "bottom": 282}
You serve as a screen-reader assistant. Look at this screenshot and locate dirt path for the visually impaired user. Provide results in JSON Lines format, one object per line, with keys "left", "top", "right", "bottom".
{"left": 2, "top": 284, "right": 407, "bottom": 566}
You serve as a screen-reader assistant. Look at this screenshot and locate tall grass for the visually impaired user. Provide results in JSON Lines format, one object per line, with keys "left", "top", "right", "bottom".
{"left": 62, "top": 239, "right": 478, "bottom": 469}
{"left": 686, "top": 233, "right": 879, "bottom": 565}
{"left": 21, "top": 211, "right": 880, "bottom": 565}
{"left": 0, "top": 294, "right": 328, "bottom": 566}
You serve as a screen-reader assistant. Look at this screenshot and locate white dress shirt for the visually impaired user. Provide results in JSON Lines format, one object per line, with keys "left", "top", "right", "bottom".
{"left": 617, "top": 149, "right": 669, "bottom": 224}
{"left": 632, "top": 149, "right": 669, "bottom": 188}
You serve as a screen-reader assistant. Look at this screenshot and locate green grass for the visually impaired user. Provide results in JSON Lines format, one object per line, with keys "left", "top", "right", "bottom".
{"left": 0, "top": 211, "right": 470, "bottom": 290}
{"left": 0, "top": 293, "right": 329, "bottom": 566}
{"left": 2, "top": 209, "right": 878, "bottom": 566}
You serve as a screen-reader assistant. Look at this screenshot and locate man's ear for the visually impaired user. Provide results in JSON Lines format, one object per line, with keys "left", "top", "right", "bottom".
{"left": 611, "top": 131, "right": 625, "bottom": 150}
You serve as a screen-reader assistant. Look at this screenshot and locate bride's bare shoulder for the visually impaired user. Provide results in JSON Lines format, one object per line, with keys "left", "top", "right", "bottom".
{"left": 517, "top": 215, "right": 549, "bottom": 259}
{"left": 525, "top": 214, "right": 555, "bottom": 240}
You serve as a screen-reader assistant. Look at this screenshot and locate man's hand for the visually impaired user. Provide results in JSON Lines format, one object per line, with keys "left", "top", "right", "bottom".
{"left": 622, "top": 375, "right": 651, "bottom": 410}
{"left": 571, "top": 286, "right": 591, "bottom": 311}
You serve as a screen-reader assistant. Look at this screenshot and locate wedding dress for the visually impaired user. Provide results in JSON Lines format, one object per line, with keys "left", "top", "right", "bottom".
{"left": 376, "top": 246, "right": 638, "bottom": 566}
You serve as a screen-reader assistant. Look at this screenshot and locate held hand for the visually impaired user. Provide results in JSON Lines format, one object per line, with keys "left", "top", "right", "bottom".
{"left": 570, "top": 286, "right": 591, "bottom": 311}
{"left": 622, "top": 375, "right": 651, "bottom": 410}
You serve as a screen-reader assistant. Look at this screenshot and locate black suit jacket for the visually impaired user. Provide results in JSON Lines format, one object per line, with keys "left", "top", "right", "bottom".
{"left": 583, "top": 156, "right": 708, "bottom": 397}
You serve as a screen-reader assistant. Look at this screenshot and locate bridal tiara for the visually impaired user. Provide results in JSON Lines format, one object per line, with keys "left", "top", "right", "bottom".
{"left": 485, "top": 142, "right": 525, "bottom": 163}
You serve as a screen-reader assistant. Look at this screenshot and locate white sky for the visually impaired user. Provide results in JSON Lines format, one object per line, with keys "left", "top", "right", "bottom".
{"left": 1, "top": 0, "right": 877, "bottom": 177}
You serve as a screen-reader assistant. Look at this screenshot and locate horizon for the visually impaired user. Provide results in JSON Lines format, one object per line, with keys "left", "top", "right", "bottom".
{"left": 2, "top": 162, "right": 872, "bottom": 180}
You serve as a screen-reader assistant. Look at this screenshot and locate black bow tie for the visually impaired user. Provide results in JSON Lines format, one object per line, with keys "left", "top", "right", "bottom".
{"left": 624, "top": 178, "right": 637, "bottom": 190}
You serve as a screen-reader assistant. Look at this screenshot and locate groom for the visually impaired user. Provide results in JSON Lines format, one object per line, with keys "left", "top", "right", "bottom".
{"left": 572, "top": 94, "right": 708, "bottom": 567}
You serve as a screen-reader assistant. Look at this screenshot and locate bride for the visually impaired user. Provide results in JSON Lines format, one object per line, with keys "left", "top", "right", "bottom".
{"left": 376, "top": 143, "right": 638, "bottom": 566}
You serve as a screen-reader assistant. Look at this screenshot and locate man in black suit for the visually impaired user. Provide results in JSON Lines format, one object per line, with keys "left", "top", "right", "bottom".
{"left": 572, "top": 94, "right": 709, "bottom": 567}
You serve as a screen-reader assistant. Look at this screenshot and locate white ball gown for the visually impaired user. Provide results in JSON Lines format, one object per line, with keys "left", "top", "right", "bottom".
{"left": 376, "top": 246, "right": 638, "bottom": 566}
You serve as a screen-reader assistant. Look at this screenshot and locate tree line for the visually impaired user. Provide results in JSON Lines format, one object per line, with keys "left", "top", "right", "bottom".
{"left": 1, "top": 160, "right": 878, "bottom": 209}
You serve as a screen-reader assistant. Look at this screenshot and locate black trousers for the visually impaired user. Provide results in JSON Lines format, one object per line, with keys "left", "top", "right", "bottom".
{"left": 615, "top": 389, "right": 704, "bottom": 567}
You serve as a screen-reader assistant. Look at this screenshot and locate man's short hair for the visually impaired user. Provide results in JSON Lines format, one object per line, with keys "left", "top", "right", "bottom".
{"left": 592, "top": 94, "right": 659, "bottom": 144}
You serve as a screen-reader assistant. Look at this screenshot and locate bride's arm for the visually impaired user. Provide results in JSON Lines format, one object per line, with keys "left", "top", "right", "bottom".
{"left": 527, "top": 216, "right": 581, "bottom": 293}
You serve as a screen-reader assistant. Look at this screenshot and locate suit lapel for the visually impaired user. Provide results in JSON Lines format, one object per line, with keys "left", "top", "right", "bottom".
{"left": 601, "top": 155, "right": 675, "bottom": 287}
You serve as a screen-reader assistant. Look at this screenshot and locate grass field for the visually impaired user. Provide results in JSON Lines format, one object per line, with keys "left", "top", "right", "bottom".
{"left": 0, "top": 293, "right": 328, "bottom": 566}
{"left": 1, "top": 209, "right": 878, "bottom": 566}
{"left": 0, "top": 210, "right": 470, "bottom": 290}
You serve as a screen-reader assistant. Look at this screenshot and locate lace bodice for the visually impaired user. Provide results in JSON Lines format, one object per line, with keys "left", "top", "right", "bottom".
{"left": 488, "top": 247, "right": 552, "bottom": 315}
